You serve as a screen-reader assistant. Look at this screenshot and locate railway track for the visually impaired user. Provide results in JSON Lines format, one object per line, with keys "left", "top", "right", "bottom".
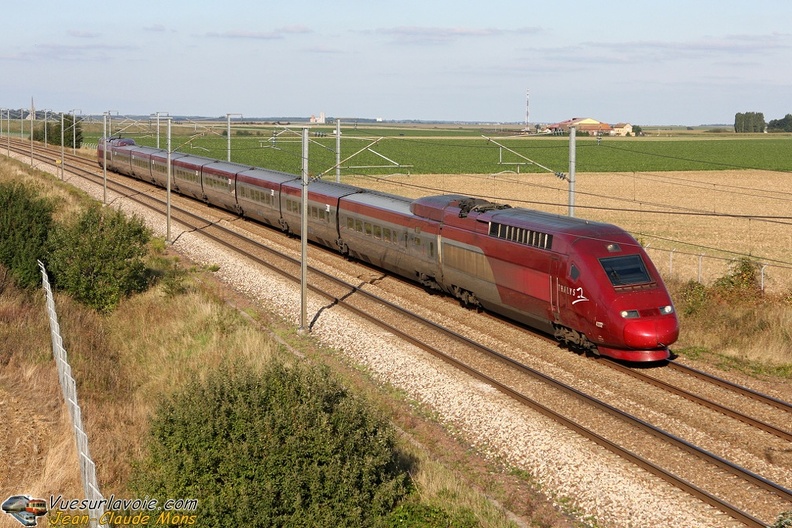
{"left": 5, "top": 139, "right": 792, "bottom": 526}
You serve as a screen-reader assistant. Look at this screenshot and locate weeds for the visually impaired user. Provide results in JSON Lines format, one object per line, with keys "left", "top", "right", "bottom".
{"left": 670, "top": 258, "right": 792, "bottom": 372}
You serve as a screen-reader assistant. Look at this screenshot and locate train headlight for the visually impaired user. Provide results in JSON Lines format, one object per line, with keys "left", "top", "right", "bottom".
{"left": 660, "top": 305, "right": 675, "bottom": 315}
{"left": 620, "top": 309, "right": 640, "bottom": 319}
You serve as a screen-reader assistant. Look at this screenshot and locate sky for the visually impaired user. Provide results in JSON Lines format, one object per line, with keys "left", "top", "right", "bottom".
{"left": 1, "top": 1, "right": 791, "bottom": 125}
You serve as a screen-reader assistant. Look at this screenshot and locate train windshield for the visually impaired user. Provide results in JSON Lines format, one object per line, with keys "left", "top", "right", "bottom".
{"left": 599, "top": 254, "right": 652, "bottom": 287}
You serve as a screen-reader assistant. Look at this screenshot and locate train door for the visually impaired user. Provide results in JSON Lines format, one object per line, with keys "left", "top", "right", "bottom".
{"left": 550, "top": 257, "right": 562, "bottom": 321}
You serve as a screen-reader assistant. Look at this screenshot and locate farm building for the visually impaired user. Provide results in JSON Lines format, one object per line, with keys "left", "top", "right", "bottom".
{"left": 548, "top": 117, "right": 633, "bottom": 136}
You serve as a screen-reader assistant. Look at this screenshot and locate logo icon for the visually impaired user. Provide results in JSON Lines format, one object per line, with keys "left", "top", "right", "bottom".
{"left": 2, "top": 496, "right": 47, "bottom": 527}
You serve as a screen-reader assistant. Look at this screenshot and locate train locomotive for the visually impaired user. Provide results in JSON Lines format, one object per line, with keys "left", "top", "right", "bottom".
{"left": 99, "top": 138, "right": 679, "bottom": 362}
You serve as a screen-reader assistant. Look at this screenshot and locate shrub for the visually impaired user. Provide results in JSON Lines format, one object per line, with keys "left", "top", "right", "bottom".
{"left": 677, "top": 280, "right": 708, "bottom": 316}
{"left": 47, "top": 205, "right": 150, "bottom": 312}
{"left": 712, "top": 257, "right": 763, "bottom": 301}
{"left": 773, "top": 511, "right": 792, "bottom": 528}
{"left": 131, "top": 360, "right": 409, "bottom": 527}
{"left": 0, "top": 182, "right": 54, "bottom": 288}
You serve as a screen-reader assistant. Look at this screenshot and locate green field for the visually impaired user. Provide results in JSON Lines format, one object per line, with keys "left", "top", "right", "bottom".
{"left": 79, "top": 122, "right": 792, "bottom": 177}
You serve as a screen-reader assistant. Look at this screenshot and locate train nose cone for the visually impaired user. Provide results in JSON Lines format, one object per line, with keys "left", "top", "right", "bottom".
{"left": 623, "top": 317, "right": 679, "bottom": 348}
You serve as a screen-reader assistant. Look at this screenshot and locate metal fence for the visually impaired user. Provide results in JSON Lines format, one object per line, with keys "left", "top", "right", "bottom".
{"left": 645, "top": 246, "right": 792, "bottom": 294}
{"left": 38, "top": 260, "right": 105, "bottom": 527}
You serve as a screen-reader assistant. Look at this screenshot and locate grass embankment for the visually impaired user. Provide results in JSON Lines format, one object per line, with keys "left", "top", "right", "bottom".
{"left": 0, "top": 267, "right": 556, "bottom": 527}
{"left": 668, "top": 259, "right": 792, "bottom": 376}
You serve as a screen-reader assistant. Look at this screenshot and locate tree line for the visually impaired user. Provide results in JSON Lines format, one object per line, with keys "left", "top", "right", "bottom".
{"left": 734, "top": 111, "right": 792, "bottom": 133}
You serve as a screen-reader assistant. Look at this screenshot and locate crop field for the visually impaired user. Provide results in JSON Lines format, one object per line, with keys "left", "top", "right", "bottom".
{"left": 80, "top": 123, "right": 792, "bottom": 290}
{"left": 83, "top": 121, "right": 792, "bottom": 175}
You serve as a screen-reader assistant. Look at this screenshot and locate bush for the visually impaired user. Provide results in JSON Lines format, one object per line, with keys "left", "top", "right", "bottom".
{"left": 677, "top": 279, "right": 708, "bottom": 316}
{"left": 47, "top": 205, "right": 150, "bottom": 312}
{"left": 713, "top": 257, "right": 763, "bottom": 301}
{"left": 773, "top": 511, "right": 792, "bottom": 528}
{"left": 131, "top": 360, "right": 409, "bottom": 527}
{"left": 0, "top": 182, "right": 54, "bottom": 288}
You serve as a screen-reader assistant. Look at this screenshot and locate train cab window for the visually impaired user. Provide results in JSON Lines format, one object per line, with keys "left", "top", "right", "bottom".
{"left": 599, "top": 255, "right": 652, "bottom": 287}
{"left": 569, "top": 264, "right": 580, "bottom": 281}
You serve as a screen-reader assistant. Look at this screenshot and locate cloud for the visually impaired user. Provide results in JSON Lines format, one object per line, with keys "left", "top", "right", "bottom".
{"left": 68, "top": 30, "right": 101, "bottom": 39}
{"left": 204, "top": 25, "right": 312, "bottom": 40}
{"left": 376, "top": 26, "right": 541, "bottom": 44}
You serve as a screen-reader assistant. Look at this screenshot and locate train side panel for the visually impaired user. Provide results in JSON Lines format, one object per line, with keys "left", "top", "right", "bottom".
{"left": 170, "top": 155, "right": 212, "bottom": 200}
{"left": 201, "top": 161, "right": 251, "bottom": 213}
{"left": 235, "top": 169, "right": 296, "bottom": 228}
{"left": 338, "top": 192, "right": 440, "bottom": 284}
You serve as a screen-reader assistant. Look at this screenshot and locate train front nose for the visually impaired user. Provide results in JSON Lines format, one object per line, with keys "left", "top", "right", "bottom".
{"left": 623, "top": 316, "right": 679, "bottom": 349}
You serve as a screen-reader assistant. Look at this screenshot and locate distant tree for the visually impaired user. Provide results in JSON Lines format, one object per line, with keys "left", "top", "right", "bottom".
{"left": 35, "top": 113, "right": 83, "bottom": 147}
{"left": 632, "top": 125, "right": 643, "bottom": 135}
{"left": 734, "top": 112, "right": 766, "bottom": 133}
{"left": 767, "top": 114, "right": 792, "bottom": 132}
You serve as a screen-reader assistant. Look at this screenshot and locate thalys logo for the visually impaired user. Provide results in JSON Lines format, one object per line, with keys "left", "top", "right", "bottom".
{"left": 558, "top": 284, "right": 589, "bottom": 305}
{"left": 2, "top": 496, "right": 47, "bottom": 527}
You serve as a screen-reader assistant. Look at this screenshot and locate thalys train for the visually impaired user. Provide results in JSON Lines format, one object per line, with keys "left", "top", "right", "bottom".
{"left": 98, "top": 138, "right": 679, "bottom": 362}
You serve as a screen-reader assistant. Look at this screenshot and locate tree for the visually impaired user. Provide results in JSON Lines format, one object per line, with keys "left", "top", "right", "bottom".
{"left": 0, "top": 182, "right": 54, "bottom": 288}
{"left": 734, "top": 112, "right": 766, "bottom": 133}
{"left": 767, "top": 114, "right": 792, "bottom": 132}
{"left": 34, "top": 113, "right": 82, "bottom": 147}
{"left": 46, "top": 205, "right": 150, "bottom": 312}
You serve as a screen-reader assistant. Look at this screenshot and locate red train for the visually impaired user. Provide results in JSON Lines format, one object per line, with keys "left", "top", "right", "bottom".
{"left": 99, "top": 138, "right": 679, "bottom": 362}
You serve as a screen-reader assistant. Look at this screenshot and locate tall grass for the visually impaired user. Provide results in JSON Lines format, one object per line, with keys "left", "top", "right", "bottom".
{"left": 669, "top": 259, "right": 792, "bottom": 375}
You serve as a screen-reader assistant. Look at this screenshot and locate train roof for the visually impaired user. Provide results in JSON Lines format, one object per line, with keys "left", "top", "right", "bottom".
{"left": 412, "top": 194, "right": 622, "bottom": 236}
{"left": 237, "top": 167, "right": 300, "bottom": 186}
{"left": 341, "top": 188, "right": 414, "bottom": 214}
{"left": 131, "top": 146, "right": 167, "bottom": 157}
{"left": 202, "top": 160, "right": 255, "bottom": 175}
{"left": 170, "top": 153, "right": 218, "bottom": 167}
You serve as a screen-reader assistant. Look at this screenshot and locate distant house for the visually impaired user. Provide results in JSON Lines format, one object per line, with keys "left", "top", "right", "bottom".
{"left": 612, "top": 123, "right": 633, "bottom": 136}
{"left": 549, "top": 117, "right": 634, "bottom": 136}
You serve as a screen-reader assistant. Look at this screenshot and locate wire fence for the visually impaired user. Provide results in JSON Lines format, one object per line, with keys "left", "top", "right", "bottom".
{"left": 38, "top": 260, "right": 105, "bottom": 527}
{"left": 645, "top": 246, "right": 792, "bottom": 294}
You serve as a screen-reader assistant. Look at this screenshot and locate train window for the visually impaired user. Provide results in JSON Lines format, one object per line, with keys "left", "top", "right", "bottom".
{"left": 599, "top": 255, "right": 652, "bottom": 287}
{"left": 570, "top": 264, "right": 580, "bottom": 281}
{"left": 364, "top": 222, "right": 373, "bottom": 236}
{"left": 383, "top": 227, "right": 392, "bottom": 243}
{"left": 346, "top": 217, "right": 354, "bottom": 230}
{"left": 355, "top": 219, "right": 363, "bottom": 232}
{"left": 373, "top": 225, "right": 382, "bottom": 239}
